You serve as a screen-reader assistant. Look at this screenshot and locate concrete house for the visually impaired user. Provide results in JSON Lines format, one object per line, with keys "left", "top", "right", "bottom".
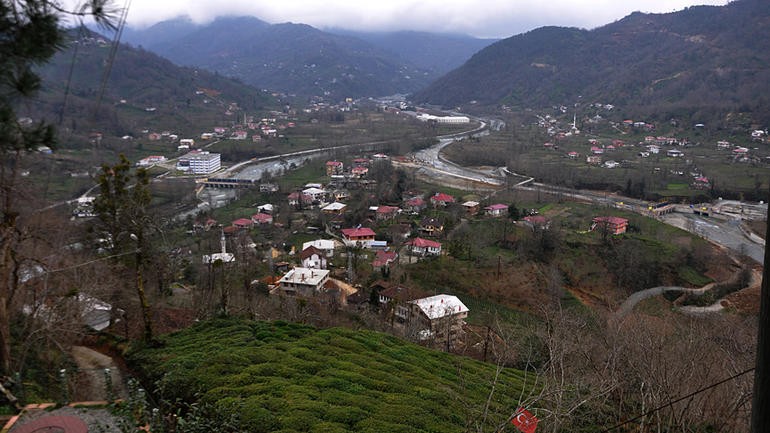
{"left": 278, "top": 267, "right": 330, "bottom": 297}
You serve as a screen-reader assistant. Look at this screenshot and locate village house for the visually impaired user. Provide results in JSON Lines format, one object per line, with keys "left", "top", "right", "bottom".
{"left": 485, "top": 203, "right": 509, "bottom": 217}
{"left": 341, "top": 227, "right": 377, "bottom": 248}
{"left": 302, "top": 187, "right": 327, "bottom": 202}
{"left": 375, "top": 205, "right": 400, "bottom": 221}
{"left": 586, "top": 156, "right": 602, "bottom": 165}
{"left": 521, "top": 215, "right": 550, "bottom": 231}
{"left": 461, "top": 201, "right": 480, "bottom": 215}
{"left": 591, "top": 216, "right": 629, "bottom": 235}
{"left": 259, "top": 183, "right": 279, "bottom": 193}
{"left": 288, "top": 192, "right": 313, "bottom": 207}
{"left": 376, "top": 284, "right": 429, "bottom": 322}
{"left": 692, "top": 176, "right": 711, "bottom": 190}
{"left": 404, "top": 197, "right": 427, "bottom": 213}
{"left": 372, "top": 250, "right": 398, "bottom": 271}
{"left": 230, "top": 130, "right": 248, "bottom": 140}
{"left": 332, "top": 190, "right": 350, "bottom": 201}
{"left": 302, "top": 239, "right": 338, "bottom": 257}
{"left": 419, "top": 217, "right": 444, "bottom": 236}
{"left": 667, "top": 149, "right": 684, "bottom": 158}
{"left": 326, "top": 161, "right": 344, "bottom": 176}
{"left": 232, "top": 218, "right": 254, "bottom": 229}
{"left": 567, "top": 151, "right": 579, "bottom": 159}
{"left": 406, "top": 237, "right": 442, "bottom": 256}
{"left": 351, "top": 166, "right": 369, "bottom": 178}
{"left": 408, "top": 294, "right": 469, "bottom": 344}
{"left": 321, "top": 202, "right": 347, "bottom": 215}
{"left": 278, "top": 267, "right": 330, "bottom": 297}
{"left": 430, "top": 192, "right": 455, "bottom": 207}
{"left": 257, "top": 204, "right": 274, "bottom": 214}
{"left": 136, "top": 155, "right": 167, "bottom": 167}
{"left": 251, "top": 213, "right": 273, "bottom": 225}
{"left": 300, "top": 246, "right": 327, "bottom": 269}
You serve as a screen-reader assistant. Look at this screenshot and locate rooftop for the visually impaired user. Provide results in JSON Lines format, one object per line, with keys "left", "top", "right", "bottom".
{"left": 411, "top": 294, "right": 469, "bottom": 320}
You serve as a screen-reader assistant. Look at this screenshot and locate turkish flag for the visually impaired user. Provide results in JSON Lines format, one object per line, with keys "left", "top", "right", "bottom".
{"left": 511, "top": 408, "right": 538, "bottom": 433}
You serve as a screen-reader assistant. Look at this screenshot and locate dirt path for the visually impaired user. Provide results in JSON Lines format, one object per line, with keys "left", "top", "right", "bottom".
{"left": 69, "top": 346, "right": 127, "bottom": 402}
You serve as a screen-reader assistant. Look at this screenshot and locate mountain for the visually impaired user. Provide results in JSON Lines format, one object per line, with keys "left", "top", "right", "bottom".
{"left": 414, "top": 0, "right": 770, "bottom": 125}
{"left": 327, "top": 29, "right": 497, "bottom": 75}
{"left": 122, "top": 17, "right": 433, "bottom": 99}
{"left": 27, "top": 28, "right": 273, "bottom": 140}
{"left": 120, "top": 16, "right": 201, "bottom": 49}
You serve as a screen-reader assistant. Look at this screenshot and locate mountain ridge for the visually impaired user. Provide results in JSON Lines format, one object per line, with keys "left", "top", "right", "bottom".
{"left": 120, "top": 17, "right": 496, "bottom": 99}
{"left": 414, "top": 0, "right": 770, "bottom": 125}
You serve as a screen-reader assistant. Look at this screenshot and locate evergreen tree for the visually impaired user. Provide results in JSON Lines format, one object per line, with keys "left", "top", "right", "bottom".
{"left": 0, "top": 0, "right": 116, "bottom": 375}
{"left": 93, "top": 155, "right": 155, "bottom": 343}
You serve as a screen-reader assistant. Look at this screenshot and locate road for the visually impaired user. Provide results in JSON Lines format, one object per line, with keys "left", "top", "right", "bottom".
{"left": 407, "top": 121, "right": 508, "bottom": 187}
{"left": 659, "top": 212, "right": 765, "bottom": 263}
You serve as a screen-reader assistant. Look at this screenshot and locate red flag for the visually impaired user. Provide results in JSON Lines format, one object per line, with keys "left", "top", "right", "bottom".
{"left": 511, "top": 407, "right": 538, "bottom": 433}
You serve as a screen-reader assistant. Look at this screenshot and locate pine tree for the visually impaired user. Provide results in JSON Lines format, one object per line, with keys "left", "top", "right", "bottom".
{"left": 0, "top": 0, "right": 116, "bottom": 375}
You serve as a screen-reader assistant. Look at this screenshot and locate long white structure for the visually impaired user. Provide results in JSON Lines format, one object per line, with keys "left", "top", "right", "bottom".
{"left": 416, "top": 113, "right": 470, "bottom": 124}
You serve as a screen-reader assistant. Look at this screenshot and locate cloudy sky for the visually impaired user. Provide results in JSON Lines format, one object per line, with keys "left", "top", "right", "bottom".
{"left": 118, "top": 0, "right": 732, "bottom": 38}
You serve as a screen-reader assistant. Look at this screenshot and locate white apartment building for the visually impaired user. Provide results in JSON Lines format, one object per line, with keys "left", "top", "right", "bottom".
{"left": 177, "top": 151, "right": 221, "bottom": 174}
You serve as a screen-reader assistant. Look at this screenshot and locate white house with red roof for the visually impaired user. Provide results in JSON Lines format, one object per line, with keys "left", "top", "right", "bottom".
{"left": 485, "top": 203, "right": 509, "bottom": 217}
{"left": 372, "top": 250, "right": 398, "bottom": 270}
{"left": 288, "top": 191, "right": 313, "bottom": 207}
{"left": 404, "top": 197, "right": 426, "bottom": 213}
{"left": 591, "top": 216, "right": 629, "bottom": 235}
{"left": 522, "top": 215, "right": 550, "bottom": 230}
{"left": 351, "top": 166, "right": 369, "bottom": 178}
{"left": 341, "top": 227, "right": 377, "bottom": 248}
{"left": 251, "top": 213, "right": 273, "bottom": 225}
{"left": 375, "top": 205, "right": 400, "bottom": 220}
{"left": 326, "top": 160, "right": 343, "bottom": 176}
{"left": 232, "top": 218, "right": 253, "bottom": 229}
{"left": 406, "top": 237, "right": 442, "bottom": 256}
{"left": 136, "top": 155, "right": 167, "bottom": 167}
{"left": 430, "top": 192, "right": 455, "bottom": 207}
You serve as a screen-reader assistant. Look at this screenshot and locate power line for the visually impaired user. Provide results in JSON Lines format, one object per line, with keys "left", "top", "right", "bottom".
{"left": 601, "top": 367, "right": 755, "bottom": 433}
{"left": 45, "top": 249, "right": 139, "bottom": 274}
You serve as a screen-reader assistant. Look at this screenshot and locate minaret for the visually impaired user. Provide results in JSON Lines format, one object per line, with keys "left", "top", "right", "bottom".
{"left": 220, "top": 229, "right": 227, "bottom": 255}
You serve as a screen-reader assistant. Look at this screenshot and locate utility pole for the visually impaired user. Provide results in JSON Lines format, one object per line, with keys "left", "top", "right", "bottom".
{"left": 751, "top": 185, "right": 770, "bottom": 432}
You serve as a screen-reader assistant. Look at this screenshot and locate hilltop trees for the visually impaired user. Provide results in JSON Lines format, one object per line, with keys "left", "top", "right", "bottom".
{"left": 0, "top": 0, "right": 116, "bottom": 375}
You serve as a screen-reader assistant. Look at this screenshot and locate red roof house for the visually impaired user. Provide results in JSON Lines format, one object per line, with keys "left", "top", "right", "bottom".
{"left": 341, "top": 227, "right": 376, "bottom": 248}
{"left": 372, "top": 250, "right": 398, "bottom": 269}
{"left": 406, "top": 237, "right": 442, "bottom": 256}
{"left": 405, "top": 197, "right": 426, "bottom": 213}
{"left": 326, "top": 160, "right": 343, "bottom": 176}
{"left": 252, "top": 213, "right": 273, "bottom": 225}
{"left": 232, "top": 218, "right": 253, "bottom": 229}
{"left": 376, "top": 205, "right": 400, "bottom": 220}
{"left": 591, "top": 216, "right": 629, "bottom": 235}
{"left": 430, "top": 192, "right": 455, "bottom": 207}
{"left": 484, "top": 203, "right": 509, "bottom": 217}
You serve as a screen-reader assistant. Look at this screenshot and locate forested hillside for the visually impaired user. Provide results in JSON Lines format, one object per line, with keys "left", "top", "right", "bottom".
{"left": 414, "top": 0, "right": 770, "bottom": 125}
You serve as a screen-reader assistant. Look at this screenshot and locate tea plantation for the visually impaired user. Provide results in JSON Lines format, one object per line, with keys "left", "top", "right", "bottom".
{"left": 128, "top": 318, "right": 534, "bottom": 432}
